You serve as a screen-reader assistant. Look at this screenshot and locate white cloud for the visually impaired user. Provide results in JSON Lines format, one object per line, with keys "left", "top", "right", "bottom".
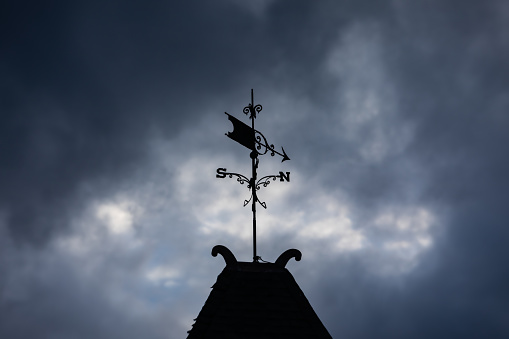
{"left": 293, "top": 191, "right": 365, "bottom": 252}
{"left": 366, "top": 206, "right": 436, "bottom": 275}
{"left": 146, "top": 266, "right": 181, "bottom": 287}
{"left": 96, "top": 202, "right": 135, "bottom": 235}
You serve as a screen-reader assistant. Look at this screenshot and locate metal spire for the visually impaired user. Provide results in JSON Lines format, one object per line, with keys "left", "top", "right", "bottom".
{"left": 216, "top": 89, "right": 290, "bottom": 262}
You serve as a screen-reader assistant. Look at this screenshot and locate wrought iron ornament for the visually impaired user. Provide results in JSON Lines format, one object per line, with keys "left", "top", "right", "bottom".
{"left": 216, "top": 89, "right": 290, "bottom": 262}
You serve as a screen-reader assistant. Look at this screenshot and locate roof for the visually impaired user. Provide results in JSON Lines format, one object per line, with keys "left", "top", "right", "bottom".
{"left": 187, "top": 245, "right": 332, "bottom": 339}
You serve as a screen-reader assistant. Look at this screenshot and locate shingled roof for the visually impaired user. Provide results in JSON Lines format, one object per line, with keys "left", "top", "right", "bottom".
{"left": 187, "top": 245, "right": 332, "bottom": 339}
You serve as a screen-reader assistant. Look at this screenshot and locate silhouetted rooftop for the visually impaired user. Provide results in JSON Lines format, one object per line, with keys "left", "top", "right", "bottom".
{"left": 187, "top": 245, "right": 332, "bottom": 339}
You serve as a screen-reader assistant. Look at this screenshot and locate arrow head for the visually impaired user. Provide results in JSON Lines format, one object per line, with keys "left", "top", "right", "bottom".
{"left": 281, "top": 147, "right": 290, "bottom": 162}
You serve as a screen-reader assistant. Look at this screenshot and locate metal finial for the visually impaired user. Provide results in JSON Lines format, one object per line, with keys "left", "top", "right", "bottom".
{"left": 216, "top": 90, "right": 291, "bottom": 262}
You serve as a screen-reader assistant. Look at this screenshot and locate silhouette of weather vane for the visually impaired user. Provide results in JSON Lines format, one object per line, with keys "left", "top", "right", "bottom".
{"left": 216, "top": 89, "right": 290, "bottom": 263}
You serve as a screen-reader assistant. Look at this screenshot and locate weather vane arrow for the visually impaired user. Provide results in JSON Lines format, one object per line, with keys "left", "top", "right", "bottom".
{"left": 216, "top": 89, "right": 291, "bottom": 262}
{"left": 225, "top": 113, "right": 290, "bottom": 162}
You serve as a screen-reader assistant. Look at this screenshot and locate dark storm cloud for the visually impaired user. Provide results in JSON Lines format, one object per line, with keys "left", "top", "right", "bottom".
{"left": 1, "top": 0, "right": 374, "bottom": 244}
{"left": 0, "top": 0, "right": 266, "bottom": 244}
{"left": 300, "top": 2, "right": 509, "bottom": 338}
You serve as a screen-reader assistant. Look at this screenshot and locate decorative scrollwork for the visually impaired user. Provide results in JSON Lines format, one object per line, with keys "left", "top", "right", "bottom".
{"left": 217, "top": 168, "right": 288, "bottom": 211}
{"left": 243, "top": 103, "right": 263, "bottom": 119}
{"left": 243, "top": 194, "right": 253, "bottom": 207}
{"left": 251, "top": 174, "right": 284, "bottom": 209}
{"left": 252, "top": 129, "right": 289, "bottom": 162}
{"left": 254, "top": 129, "right": 270, "bottom": 155}
{"left": 255, "top": 175, "right": 278, "bottom": 191}
{"left": 223, "top": 172, "right": 250, "bottom": 187}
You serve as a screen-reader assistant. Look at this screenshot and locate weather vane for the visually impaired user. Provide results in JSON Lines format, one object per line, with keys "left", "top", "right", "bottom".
{"left": 216, "top": 89, "right": 290, "bottom": 263}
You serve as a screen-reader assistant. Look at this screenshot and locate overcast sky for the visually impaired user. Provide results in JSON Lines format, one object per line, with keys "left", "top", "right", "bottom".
{"left": 2, "top": 1, "right": 509, "bottom": 338}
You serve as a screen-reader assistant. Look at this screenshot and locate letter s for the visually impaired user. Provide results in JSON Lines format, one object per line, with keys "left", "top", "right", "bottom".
{"left": 216, "top": 168, "right": 227, "bottom": 178}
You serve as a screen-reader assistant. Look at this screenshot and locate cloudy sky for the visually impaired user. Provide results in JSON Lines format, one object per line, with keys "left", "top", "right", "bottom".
{"left": 2, "top": 0, "right": 509, "bottom": 338}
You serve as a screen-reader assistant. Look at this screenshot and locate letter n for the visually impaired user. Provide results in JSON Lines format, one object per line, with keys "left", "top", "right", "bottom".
{"left": 279, "top": 171, "right": 290, "bottom": 182}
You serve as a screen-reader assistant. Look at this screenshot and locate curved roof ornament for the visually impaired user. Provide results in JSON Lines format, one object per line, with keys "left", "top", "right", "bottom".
{"left": 275, "top": 249, "right": 302, "bottom": 268}
{"left": 212, "top": 245, "right": 238, "bottom": 266}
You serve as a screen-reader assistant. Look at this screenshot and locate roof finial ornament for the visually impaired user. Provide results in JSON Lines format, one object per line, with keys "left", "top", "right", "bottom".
{"left": 216, "top": 89, "right": 291, "bottom": 262}
{"left": 212, "top": 245, "right": 238, "bottom": 266}
{"left": 275, "top": 249, "right": 302, "bottom": 268}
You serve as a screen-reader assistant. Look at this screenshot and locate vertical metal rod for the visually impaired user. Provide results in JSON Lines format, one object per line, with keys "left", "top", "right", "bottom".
{"left": 251, "top": 89, "right": 258, "bottom": 262}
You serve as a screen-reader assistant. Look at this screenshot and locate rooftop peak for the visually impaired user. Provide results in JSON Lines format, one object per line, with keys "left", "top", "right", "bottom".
{"left": 187, "top": 246, "right": 331, "bottom": 338}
